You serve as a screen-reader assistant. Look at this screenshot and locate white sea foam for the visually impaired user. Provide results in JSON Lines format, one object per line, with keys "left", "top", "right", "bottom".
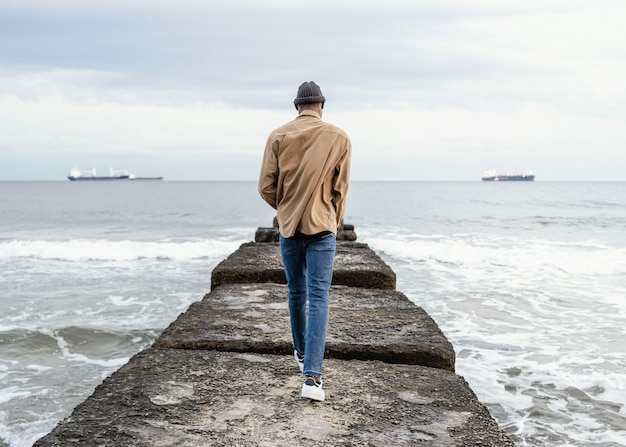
{"left": 0, "top": 238, "right": 241, "bottom": 261}
{"left": 0, "top": 387, "right": 31, "bottom": 405}
{"left": 107, "top": 295, "right": 157, "bottom": 307}
{"left": 0, "top": 410, "right": 57, "bottom": 447}
{"left": 364, "top": 232, "right": 626, "bottom": 277}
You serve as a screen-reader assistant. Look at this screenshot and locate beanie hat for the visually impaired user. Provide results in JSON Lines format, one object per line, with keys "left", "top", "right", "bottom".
{"left": 294, "top": 81, "right": 326, "bottom": 105}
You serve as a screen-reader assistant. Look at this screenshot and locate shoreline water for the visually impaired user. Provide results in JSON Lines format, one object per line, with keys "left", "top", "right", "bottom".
{"left": 1, "top": 181, "right": 625, "bottom": 446}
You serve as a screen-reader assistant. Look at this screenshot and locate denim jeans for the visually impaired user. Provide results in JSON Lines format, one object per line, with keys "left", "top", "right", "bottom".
{"left": 279, "top": 232, "right": 336, "bottom": 377}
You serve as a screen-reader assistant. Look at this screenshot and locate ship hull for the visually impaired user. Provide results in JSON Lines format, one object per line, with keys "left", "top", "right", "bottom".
{"left": 481, "top": 175, "right": 534, "bottom": 182}
{"left": 68, "top": 176, "right": 163, "bottom": 181}
{"left": 68, "top": 176, "right": 129, "bottom": 181}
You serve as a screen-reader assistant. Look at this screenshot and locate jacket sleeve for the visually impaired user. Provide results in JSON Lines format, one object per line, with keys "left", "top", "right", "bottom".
{"left": 258, "top": 135, "right": 279, "bottom": 209}
{"left": 332, "top": 140, "right": 352, "bottom": 228}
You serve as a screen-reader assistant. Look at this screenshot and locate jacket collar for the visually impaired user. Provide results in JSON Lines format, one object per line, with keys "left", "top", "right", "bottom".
{"left": 297, "top": 109, "right": 321, "bottom": 119}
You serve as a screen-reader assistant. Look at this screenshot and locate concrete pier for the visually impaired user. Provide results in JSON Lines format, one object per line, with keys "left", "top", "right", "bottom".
{"left": 210, "top": 242, "right": 396, "bottom": 290}
{"left": 35, "top": 225, "right": 514, "bottom": 446}
{"left": 154, "top": 283, "right": 454, "bottom": 371}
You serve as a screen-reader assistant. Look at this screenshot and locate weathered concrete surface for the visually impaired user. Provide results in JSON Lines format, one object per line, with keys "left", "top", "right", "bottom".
{"left": 211, "top": 242, "right": 396, "bottom": 290}
{"left": 35, "top": 349, "right": 514, "bottom": 447}
{"left": 154, "top": 283, "right": 455, "bottom": 371}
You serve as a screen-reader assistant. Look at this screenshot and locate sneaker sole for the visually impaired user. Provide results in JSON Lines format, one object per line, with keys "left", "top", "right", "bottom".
{"left": 301, "top": 385, "right": 325, "bottom": 401}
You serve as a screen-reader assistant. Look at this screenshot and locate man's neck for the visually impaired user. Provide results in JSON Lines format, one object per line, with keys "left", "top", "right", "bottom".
{"left": 297, "top": 103, "right": 323, "bottom": 118}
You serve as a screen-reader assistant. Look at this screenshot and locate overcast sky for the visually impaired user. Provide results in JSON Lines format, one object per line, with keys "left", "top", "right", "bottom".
{"left": 1, "top": 0, "right": 624, "bottom": 181}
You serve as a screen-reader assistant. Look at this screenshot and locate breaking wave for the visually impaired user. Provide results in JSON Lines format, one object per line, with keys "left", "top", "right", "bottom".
{"left": 0, "top": 238, "right": 242, "bottom": 262}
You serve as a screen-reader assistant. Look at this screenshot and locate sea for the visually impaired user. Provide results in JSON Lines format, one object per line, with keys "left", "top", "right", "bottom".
{"left": 0, "top": 180, "right": 625, "bottom": 447}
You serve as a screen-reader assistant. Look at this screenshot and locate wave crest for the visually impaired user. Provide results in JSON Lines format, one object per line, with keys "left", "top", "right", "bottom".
{"left": 0, "top": 239, "right": 242, "bottom": 261}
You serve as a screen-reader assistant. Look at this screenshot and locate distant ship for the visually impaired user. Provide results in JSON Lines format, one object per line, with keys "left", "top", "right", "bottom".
{"left": 67, "top": 167, "right": 163, "bottom": 181}
{"left": 481, "top": 170, "right": 534, "bottom": 182}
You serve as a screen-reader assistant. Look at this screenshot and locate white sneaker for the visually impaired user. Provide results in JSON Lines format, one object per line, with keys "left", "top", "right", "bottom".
{"left": 293, "top": 349, "right": 304, "bottom": 373}
{"left": 301, "top": 377, "right": 325, "bottom": 401}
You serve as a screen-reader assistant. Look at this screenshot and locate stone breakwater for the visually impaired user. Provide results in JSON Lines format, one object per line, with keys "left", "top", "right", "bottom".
{"left": 35, "top": 224, "right": 515, "bottom": 446}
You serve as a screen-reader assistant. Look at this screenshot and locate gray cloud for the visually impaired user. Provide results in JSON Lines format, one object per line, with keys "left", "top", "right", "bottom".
{"left": 0, "top": 1, "right": 530, "bottom": 109}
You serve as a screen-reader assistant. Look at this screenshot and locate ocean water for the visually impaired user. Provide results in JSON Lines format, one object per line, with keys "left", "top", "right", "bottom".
{"left": 0, "top": 181, "right": 625, "bottom": 446}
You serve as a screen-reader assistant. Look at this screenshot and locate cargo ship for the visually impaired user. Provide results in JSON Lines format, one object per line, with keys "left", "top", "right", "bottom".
{"left": 481, "top": 170, "right": 534, "bottom": 182}
{"left": 67, "top": 167, "right": 163, "bottom": 181}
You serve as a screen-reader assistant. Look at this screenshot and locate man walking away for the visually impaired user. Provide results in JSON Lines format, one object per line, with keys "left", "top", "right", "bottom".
{"left": 258, "top": 81, "right": 351, "bottom": 401}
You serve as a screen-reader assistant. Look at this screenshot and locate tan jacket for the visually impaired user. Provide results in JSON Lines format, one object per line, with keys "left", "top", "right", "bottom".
{"left": 258, "top": 110, "right": 351, "bottom": 238}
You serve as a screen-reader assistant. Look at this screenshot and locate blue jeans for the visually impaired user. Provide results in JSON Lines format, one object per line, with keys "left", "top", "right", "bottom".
{"left": 279, "top": 233, "right": 336, "bottom": 377}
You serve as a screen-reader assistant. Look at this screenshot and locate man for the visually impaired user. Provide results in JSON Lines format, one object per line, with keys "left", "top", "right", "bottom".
{"left": 258, "top": 81, "right": 351, "bottom": 401}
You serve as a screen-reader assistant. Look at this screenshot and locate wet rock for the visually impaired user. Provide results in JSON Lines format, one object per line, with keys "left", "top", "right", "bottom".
{"left": 34, "top": 349, "right": 514, "bottom": 447}
{"left": 255, "top": 221, "right": 357, "bottom": 243}
{"left": 154, "top": 283, "right": 455, "bottom": 371}
{"left": 211, "top": 242, "right": 396, "bottom": 290}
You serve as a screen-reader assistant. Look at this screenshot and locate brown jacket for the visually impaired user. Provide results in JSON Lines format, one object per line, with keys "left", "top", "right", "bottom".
{"left": 258, "top": 110, "right": 351, "bottom": 238}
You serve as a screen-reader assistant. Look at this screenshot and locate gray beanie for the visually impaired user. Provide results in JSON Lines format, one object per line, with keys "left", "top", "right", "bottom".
{"left": 294, "top": 81, "right": 326, "bottom": 105}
